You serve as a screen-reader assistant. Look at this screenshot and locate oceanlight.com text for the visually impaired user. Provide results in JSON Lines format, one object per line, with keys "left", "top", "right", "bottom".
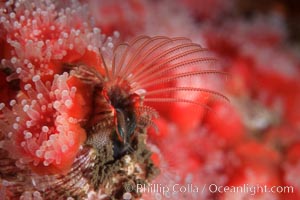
{"left": 133, "top": 183, "right": 294, "bottom": 198}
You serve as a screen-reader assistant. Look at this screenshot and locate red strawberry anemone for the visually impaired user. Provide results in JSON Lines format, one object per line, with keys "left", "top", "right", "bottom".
{"left": 0, "top": 72, "right": 87, "bottom": 174}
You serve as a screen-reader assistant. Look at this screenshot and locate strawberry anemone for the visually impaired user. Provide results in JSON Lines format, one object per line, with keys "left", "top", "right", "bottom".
{"left": 0, "top": 72, "right": 89, "bottom": 174}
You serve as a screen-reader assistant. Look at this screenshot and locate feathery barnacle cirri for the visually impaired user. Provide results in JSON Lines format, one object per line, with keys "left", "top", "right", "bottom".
{"left": 69, "top": 35, "right": 228, "bottom": 152}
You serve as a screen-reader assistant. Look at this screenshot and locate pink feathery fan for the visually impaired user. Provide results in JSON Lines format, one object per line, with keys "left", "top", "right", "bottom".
{"left": 71, "top": 35, "right": 229, "bottom": 150}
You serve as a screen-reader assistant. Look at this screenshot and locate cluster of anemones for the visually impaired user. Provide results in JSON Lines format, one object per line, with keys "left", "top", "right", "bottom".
{"left": 0, "top": 72, "right": 87, "bottom": 173}
{"left": 0, "top": 0, "right": 111, "bottom": 174}
{"left": 0, "top": 0, "right": 120, "bottom": 198}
